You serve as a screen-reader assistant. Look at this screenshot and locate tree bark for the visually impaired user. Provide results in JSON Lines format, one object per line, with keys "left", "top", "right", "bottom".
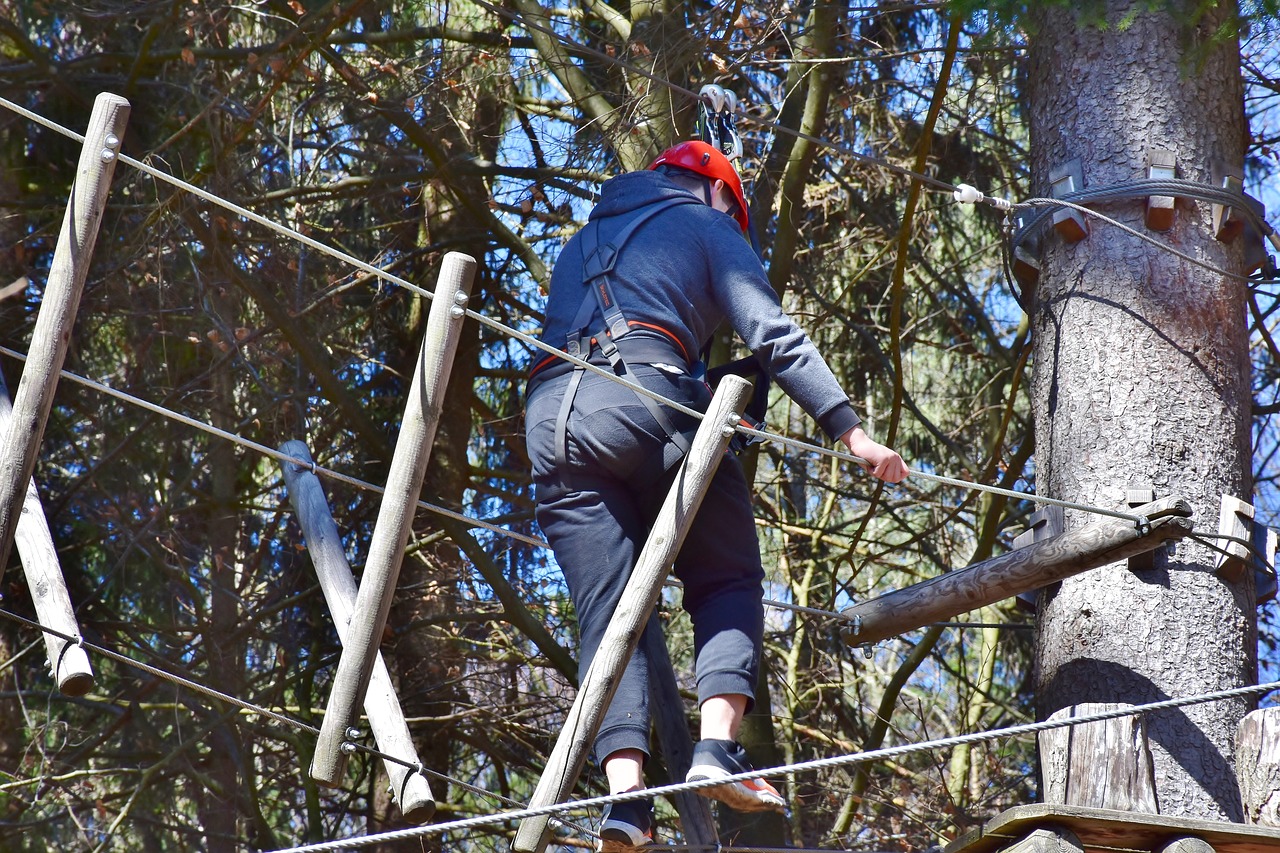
{"left": 202, "top": 214, "right": 248, "bottom": 853}
{"left": 1028, "top": 1, "right": 1255, "bottom": 821}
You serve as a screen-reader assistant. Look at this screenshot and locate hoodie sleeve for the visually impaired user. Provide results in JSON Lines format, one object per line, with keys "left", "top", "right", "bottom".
{"left": 703, "top": 219, "right": 861, "bottom": 441}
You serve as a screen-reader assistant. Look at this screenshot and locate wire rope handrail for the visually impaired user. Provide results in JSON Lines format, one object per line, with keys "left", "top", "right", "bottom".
{"left": 262, "top": 677, "right": 1280, "bottom": 853}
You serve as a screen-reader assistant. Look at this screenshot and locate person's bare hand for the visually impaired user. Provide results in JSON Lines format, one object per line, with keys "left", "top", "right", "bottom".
{"left": 841, "top": 427, "right": 908, "bottom": 484}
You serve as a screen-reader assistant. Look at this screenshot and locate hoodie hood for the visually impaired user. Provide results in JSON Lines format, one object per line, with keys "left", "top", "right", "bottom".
{"left": 589, "top": 170, "right": 704, "bottom": 221}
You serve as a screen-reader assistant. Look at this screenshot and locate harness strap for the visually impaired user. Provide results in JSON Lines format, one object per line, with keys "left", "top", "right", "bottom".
{"left": 568, "top": 197, "right": 696, "bottom": 354}
{"left": 620, "top": 360, "right": 692, "bottom": 456}
{"left": 553, "top": 366, "right": 587, "bottom": 482}
{"left": 554, "top": 197, "right": 701, "bottom": 486}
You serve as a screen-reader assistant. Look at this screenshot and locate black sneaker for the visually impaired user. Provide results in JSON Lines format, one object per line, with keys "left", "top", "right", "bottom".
{"left": 598, "top": 798, "right": 653, "bottom": 851}
{"left": 685, "top": 739, "right": 786, "bottom": 813}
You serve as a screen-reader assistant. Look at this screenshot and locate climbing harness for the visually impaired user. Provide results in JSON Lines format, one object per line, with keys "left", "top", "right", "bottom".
{"left": 543, "top": 196, "right": 703, "bottom": 482}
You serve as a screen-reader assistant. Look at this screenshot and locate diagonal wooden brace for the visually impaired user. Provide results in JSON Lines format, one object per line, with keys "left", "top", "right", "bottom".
{"left": 0, "top": 93, "right": 130, "bottom": 586}
{"left": 0, "top": 373, "right": 94, "bottom": 695}
{"left": 280, "top": 441, "right": 435, "bottom": 822}
{"left": 841, "top": 497, "right": 1193, "bottom": 648}
{"left": 310, "top": 252, "right": 476, "bottom": 787}
{"left": 512, "top": 375, "right": 753, "bottom": 853}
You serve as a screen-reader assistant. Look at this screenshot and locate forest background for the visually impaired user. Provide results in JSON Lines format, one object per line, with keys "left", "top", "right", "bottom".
{"left": 1, "top": 0, "right": 1279, "bottom": 851}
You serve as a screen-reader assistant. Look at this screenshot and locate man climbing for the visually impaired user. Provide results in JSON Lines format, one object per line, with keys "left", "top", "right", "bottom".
{"left": 524, "top": 140, "right": 908, "bottom": 851}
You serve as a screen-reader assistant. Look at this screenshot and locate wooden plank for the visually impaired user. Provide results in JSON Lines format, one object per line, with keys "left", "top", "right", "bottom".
{"left": 279, "top": 440, "right": 434, "bottom": 823}
{"left": 0, "top": 373, "right": 93, "bottom": 695}
{"left": 311, "top": 252, "right": 476, "bottom": 787}
{"left": 1039, "top": 703, "right": 1158, "bottom": 813}
{"left": 1237, "top": 707, "right": 1280, "bottom": 827}
{"left": 945, "top": 804, "right": 1280, "bottom": 853}
{"left": 512, "top": 376, "right": 753, "bottom": 853}
{"left": 0, "top": 93, "right": 129, "bottom": 584}
{"left": 841, "top": 497, "right": 1193, "bottom": 647}
{"left": 1215, "top": 495, "right": 1255, "bottom": 584}
{"left": 1144, "top": 148, "right": 1178, "bottom": 232}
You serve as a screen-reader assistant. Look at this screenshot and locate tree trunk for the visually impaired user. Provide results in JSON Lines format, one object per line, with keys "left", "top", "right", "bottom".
{"left": 1028, "top": 1, "right": 1255, "bottom": 821}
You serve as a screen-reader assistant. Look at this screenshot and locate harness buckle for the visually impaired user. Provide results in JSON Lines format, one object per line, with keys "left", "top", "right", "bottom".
{"left": 583, "top": 241, "right": 621, "bottom": 280}
{"left": 597, "top": 334, "right": 624, "bottom": 371}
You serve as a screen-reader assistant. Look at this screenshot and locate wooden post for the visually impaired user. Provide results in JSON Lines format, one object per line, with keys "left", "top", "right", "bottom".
{"left": 1000, "top": 826, "right": 1084, "bottom": 853}
{"left": 279, "top": 440, "right": 434, "bottom": 823}
{"left": 0, "top": 374, "right": 93, "bottom": 695}
{"left": 1237, "top": 707, "right": 1280, "bottom": 826}
{"left": 1038, "top": 703, "right": 1159, "bottom": 813}
{"left": 512, "top": 376, "right": 753, "bottom": 853}
{"left": 841, "top": 497, "right": 1193, "bottom": 647}
{"left": 311, "top": 252, "right": 476, "bottom": 787}
{"left": 644, "top": 617, "right": 719, "bottom": 848}
{"left": 0, "top": 93, "right": 129, "bottom": 585}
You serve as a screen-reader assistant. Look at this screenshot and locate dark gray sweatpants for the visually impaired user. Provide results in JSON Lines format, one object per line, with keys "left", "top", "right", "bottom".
{"left": 525, "top": 364, "right": 765, "bottom": 763}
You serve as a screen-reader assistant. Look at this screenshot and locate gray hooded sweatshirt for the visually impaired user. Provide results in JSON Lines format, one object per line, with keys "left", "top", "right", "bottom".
{"left": 529, "top": 169, "right": 860, "bottom": 441}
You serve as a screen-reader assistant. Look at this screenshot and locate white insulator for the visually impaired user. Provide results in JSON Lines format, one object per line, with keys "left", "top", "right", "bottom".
{"left": 954, "top": 183, "right": 984, "bottom": 205}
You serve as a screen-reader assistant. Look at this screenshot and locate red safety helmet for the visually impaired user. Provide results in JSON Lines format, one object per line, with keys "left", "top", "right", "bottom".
{"left": 649, "top": 140, "right": 749, "bottom": 232}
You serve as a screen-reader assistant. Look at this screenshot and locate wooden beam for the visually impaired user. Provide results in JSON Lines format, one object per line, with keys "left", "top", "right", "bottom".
{"left": 512, "top": 376, "right": 753, "bottom": 853}
{"left": 841, "top": 497, "right": 1193, "bottom": 647}
{"left": 1215, "top": 494, "right": 1255, "bottom": 584}
{"left": 311, "top": 252, "right": 476, "bottom": 787}
{"left": 1039, "top": 703, "right": 1158, "bottom": 813}
{"left": 279, "top": 440, "right": 434, "bottom": 823}
{"left": 0, "top": 93, "right": 129, "bottom": 584}
{"left": 0, "top": 373, "right": 93, "bottom": 695}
